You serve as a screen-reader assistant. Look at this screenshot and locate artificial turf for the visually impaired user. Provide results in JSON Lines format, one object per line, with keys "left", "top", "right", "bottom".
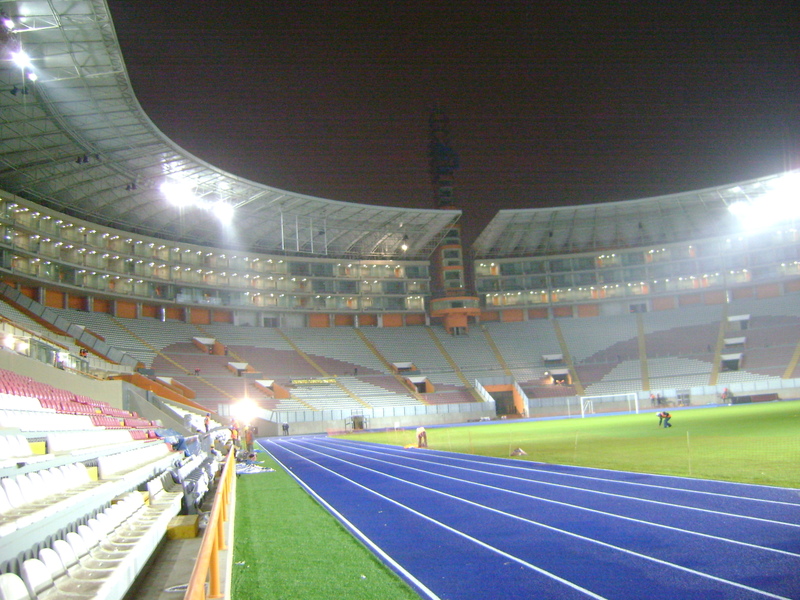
{"left": 231, "top": 451, "right": 423, "bottom": 600}
{"left": 231, "top": 401, "right": 799, "bottom": 600}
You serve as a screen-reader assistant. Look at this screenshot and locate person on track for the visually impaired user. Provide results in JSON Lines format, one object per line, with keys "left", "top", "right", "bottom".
{"left": 416, "top": 426, "right": 428, "bottom": 448}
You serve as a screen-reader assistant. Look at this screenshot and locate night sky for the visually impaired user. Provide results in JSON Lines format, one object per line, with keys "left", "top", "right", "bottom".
{"left": 107, "top": 1, "right": 800, "bottom": 243}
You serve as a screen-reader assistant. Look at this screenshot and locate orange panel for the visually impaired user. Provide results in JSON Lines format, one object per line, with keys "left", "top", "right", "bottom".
{"left": 190, "top": 308, "right": 210, "bottom": 325}
{"left": 359, "top": 314, "right": 378, "bottom": 326}
{"left": 382, "top": 314, "right": 403, "bottom": 327}
{"left": 308, "top": 313, "right": 330, "bottom": 327}
{"left": 443, "top": 313, "right": 468, "bottom": 330}
{"left": 502, "top": 309, "right": 524, "bottom": 322}
{"left": 44, "top": 289, "right": 64, "bottom": 308}
{"left": 731, "top": 286, "right": 754, "bottom": 300}
{"left": 68, "top": 295, "right": 87, "bottom": 310}
{"left": 165, "top": 307, "right": 184, "bottom": 321}
{"left": 405, "top": 313, "right": 425, "bottom": 326}
{"left": 479, "top": 311, "right": 500, "bottom": 322}
{"left": 212, "top": 309, "right": 233, "bottom": 323}
{"left": 756, "top": 283, "right": 780, "bottom": 299}
{"left": 703, "top": 290, "right": 726, "bottom": 305}
{"left": 93, "top": 298, "right": 112, "bottom": 314}
{"left": 334, "top": 314, "right": 354, "bottom": 327}
{"left": 652, "top": 296, "right": 676, "bottom": 311}
{"left": 116, "top": 301, "right": 137, "bottom": 319}
{"left": 528, "top": 308, "right": 548, "bottom": 320}
{"left": 678, "top": 293, "right": 702, "bottom": 306}
{"left": 784, "top": 279, "right": 800, "bottom": 293}
{"left": 576, "top": 304, "right": 600, "bottom": 318}
{"left": 141, "top": 304, "right": 158, "bottom": 318}
{"left": 552, "top": 306, "right": 573, "bottom": 318}
{"left": 19, "top": 286, "right": 36, "bottom": 300}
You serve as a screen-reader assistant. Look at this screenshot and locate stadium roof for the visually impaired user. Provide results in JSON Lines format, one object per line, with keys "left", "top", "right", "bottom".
{"left": 0, "top": 0, "right": 459, "bottom": 260}
{"left": 472, "top": 171, "right": 800, "bottom": 258}
{"left": 1, "top": 1, "right": 795, "bottom": 266}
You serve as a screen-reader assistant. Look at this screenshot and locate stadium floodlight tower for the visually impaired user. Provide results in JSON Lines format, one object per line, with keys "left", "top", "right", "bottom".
{"left": 427, "top": 107, "right": 480, "bottom": 334}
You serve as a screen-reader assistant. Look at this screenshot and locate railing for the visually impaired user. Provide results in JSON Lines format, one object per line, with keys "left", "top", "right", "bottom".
{"left": 184, "top": 451, "right": 236, "bottom": 600}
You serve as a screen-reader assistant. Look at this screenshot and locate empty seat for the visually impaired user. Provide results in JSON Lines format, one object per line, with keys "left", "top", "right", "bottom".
{"left": 21, "top": 557, "right": 95, "bottom": 600}
{"left": 64, "top": 532, "right": 124, "bottom": 571}
{"left": 51, "top": 540, "right": 116, "bottom": 581}
{"left": 0, "top": 572, "right": 30, "bottom": 600}
{"left": 37, "top": 549, "right": 108, "bottom": 596}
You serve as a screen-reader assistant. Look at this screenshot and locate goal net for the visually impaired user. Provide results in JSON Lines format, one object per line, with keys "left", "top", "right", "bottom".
{"left": 579, "top": 392, "right": 639, "bottom": 418}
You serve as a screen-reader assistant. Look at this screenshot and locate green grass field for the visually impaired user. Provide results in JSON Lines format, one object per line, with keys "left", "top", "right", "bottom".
{"left": 232, "top": 452, "right": 422, "bottom": 600}
{"left": 232, "top": 401, "right": 800, "bottom": 599}
{"left": 350, "top": 401, "right": 800, "bottom": 488}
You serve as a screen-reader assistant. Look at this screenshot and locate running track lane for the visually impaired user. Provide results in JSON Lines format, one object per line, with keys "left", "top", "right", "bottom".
{"left": 262, "top": 437, "right": 800, "bottom": 600}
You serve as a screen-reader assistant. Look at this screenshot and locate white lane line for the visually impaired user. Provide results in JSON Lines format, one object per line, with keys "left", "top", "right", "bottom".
{"left": 263, "top": 444, "right": 443, "bottom": 600}
{"left": 298, "top": 438, "right": 800, "bottom": 558}
{"left": 267, "top": 440, "right": 608, "bottom": 600}
{"left": 279, "top": 438, "right": 795, "bottom": 600}
{"left": 310, "top": 438, "right": 800, "bottom": 532}
{"left": 327, "top": 437, "right": 800, "bottom": 509}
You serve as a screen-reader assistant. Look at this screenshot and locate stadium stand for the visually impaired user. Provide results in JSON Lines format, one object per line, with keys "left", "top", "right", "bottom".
{"left": 1, "top": 0, "right": 800, "bottom": 595}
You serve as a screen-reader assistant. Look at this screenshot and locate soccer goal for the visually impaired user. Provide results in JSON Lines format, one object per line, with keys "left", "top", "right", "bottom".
{"left": 579, "top": 392, "right": 639, "bottom": 418}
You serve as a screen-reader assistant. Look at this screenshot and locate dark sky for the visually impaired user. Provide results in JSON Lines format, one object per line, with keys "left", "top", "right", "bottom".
{"left": 108, "top": 1, "right": 800, "bottom": 243}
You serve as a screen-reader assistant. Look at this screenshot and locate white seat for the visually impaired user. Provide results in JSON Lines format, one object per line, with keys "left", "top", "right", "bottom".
{"left": 52, "top": 540, "right": 116, "bottom": 580}
{"left": 0, "top": 482, "right": 43, "bottom": 527}
{"left": 88, "top": 516, "right": 144, "bottom": 546}
{"left": 38, "top": 549, "right": 108, "bottom": 596}
{"left": 0, "top": 573, "right": 30, "bottom": 600}
{"left": 21, "top": 558, "right": 94, "bottom": 600}
{"left": 59, "top": 464, "right": 94, "bottom": 490}
{"left": 64, "top": 533, "right": 125, "bottom": 571}
{"left": 76, "top": 526, "right": 130, "bottom": 560}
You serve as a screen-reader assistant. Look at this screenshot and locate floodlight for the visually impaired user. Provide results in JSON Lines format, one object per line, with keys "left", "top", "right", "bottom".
{"left": 727, "top": 201, "right": 750, "bottom": 217}
{"left": 160, "top": 180, "right": 196, "bottom": 208}
{"left": 728, "top": 172, "right": 800, "bottom": 231}
{"left": 231, "top": 397, "right": 257, "bottom": 425}
{"left": 11, "top": 51, "right": 31, "bottom": 69}
{"left": 213, "top": 202, "right": 234, "bottom": 224}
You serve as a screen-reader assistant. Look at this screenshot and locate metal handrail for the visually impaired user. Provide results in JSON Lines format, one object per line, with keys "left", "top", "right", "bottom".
{"left": 184, "top": 451, "right": 235, "bottom": 600}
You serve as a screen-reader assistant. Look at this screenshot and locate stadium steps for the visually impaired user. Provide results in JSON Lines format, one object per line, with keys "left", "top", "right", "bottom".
{"left": 708, "top": 304, "right": 729, "bottom": 386}
{"left": 353, "top": 329, "right": 428, "bottom": 404}
{"left": 551, "top": 320, "right": 584, "bottom": 396}
{"left": 637, "top": 314, "right": 650, "bottom": 390}
{"left": 424, "top": 327, "right": 482, "bottom": 401}
{"left": 480, "top": 326, "right": 513, "bottom": 378}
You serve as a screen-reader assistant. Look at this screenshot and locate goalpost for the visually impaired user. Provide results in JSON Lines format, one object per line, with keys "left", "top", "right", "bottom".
{"left": 579, "top": 392, "right": 639, "bottom": 418}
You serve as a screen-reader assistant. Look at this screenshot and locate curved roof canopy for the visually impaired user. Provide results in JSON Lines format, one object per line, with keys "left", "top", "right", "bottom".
{"left": 473, "top": 171, "right": 800, "bottom": 258}
{"left": 0, "top": 0, "right": 459, "bottom": 260}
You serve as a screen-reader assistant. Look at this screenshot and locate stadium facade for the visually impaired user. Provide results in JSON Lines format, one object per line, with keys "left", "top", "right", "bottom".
{"left": 1, "top": 0, "right": 799, "bottom": 421}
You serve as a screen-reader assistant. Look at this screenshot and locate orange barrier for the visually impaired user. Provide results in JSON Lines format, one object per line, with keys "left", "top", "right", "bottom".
{"left": 184, "top": 451, "right": 236, "bottom": 600}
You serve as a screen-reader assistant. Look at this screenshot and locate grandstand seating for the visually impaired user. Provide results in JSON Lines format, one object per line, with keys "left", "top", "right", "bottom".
{"left": 0, "top": 360, "right": 222, "bottom": 600}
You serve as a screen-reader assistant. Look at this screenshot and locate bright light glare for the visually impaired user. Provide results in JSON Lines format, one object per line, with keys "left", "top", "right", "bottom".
{"left": 727, "top": 201, "right": 750, "bottom": 217}
{"left": 214, "top": 202, "right": 234, "bottom": 224}
{"left": 728, "top": 172, "right": 800, "bottom": 231}
{"left": 160, "top": 180, "right": 196, "bottom": 208}
{"left": 11, "top": 51, "right": 31, "bottom": 69}
{"left": 230, "top": 397, "right": 257, "bottom": 425}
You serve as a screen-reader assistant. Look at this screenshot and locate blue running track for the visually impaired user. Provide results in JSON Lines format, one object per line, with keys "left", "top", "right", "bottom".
{"left": 262, "top": 436, "right": 800, "bottom": 600}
